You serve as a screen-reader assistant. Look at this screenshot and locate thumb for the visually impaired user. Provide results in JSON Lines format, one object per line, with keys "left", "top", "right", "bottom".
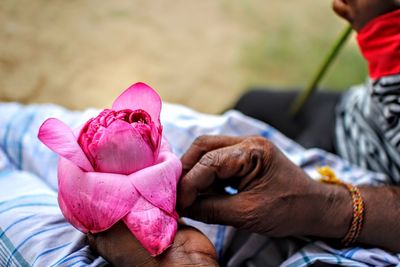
{"left": 184, "top": 194, "right": 249, "bottom": 229}
{"left": 179, "top": 144, "right": 259, "bottom": 210}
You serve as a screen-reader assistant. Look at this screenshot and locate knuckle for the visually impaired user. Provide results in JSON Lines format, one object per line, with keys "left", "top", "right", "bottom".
{"left": 250, "top": 135, "right": 267, "bottom": 144}
{"left": 240, "top": 136, "right": 275, "bottom": 168}
{"left": 199, "top": 151, "right": 219, "bottom": 168}
{"left": 248, "top": 144, "right": 264, "bottom": 163}
{"left": 192, "top": 135, "right": 211, "bottom": 148}
{"left": 249, "top": 136, "right": 276, "bottom": 163}
{"left": 250, "top": 136, "right": 272, "bottom": 150}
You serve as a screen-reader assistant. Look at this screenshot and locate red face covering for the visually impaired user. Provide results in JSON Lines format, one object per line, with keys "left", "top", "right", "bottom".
{"left": 357, "top": 9, "right": 400, "bottom": 80}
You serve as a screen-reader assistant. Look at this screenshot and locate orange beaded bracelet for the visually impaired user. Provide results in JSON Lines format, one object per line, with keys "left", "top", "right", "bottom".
{"left": 317, "top": 166, "right": 365, "bottom": 246}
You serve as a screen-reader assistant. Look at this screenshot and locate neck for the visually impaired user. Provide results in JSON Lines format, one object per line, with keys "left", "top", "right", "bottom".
{"left": 357, "top": 9, "right": 400, "bottom": 80}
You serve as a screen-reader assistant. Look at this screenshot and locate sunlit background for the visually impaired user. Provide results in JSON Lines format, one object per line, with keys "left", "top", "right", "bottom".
{"left": 0, "top": 0, "right": 367, "bottom": 114}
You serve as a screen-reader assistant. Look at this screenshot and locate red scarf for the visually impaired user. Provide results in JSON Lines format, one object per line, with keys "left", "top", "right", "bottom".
{"left": 357, "top": 9, "right": 400, "bottom": 79}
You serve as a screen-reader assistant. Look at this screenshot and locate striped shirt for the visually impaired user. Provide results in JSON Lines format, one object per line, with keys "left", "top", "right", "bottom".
{"left": 336, "top": 74, "right": 400, "bottom": 184}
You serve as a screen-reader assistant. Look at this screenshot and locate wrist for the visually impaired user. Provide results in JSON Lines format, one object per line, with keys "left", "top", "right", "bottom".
{"left": 301, "top": 181, "right": 353, "bottom": 239}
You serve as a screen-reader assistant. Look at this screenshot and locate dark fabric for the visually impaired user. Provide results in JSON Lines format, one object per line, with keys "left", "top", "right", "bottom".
{"left": 335, "top": 74, "right": 400, "bottom": 183}
{"left": 233, "top": 88, "right": 342, "bottom": 153}
{"left": 310, "top": 261, "right": 342, "bottom": 267}
{"left": 221, "top": 230, "right": 307, "bottom": 267}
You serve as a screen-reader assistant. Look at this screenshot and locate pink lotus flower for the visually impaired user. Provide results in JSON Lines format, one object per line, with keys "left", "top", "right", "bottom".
{"left": 38, "top": 82, "right": 182, "bottom": 256}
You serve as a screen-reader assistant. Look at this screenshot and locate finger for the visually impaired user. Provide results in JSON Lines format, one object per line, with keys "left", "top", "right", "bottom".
{"left": 185, "top": 194, "right": 249, "bottom": 228}
{"left": 87, "top": 222, "right": 156, "bottom": 267}
{"left": 181, "top": 135, "right": 244, "bottom": 173}
{"left": 179, "top": 144, "right": 258, "bottom": 209}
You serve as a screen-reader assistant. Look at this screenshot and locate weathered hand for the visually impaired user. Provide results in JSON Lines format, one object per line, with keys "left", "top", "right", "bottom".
{"left": 88, "top": 222, "right": 218, "bottom": 267}
{"left": 178, "top": 135, "right": 350, "bottom": 238}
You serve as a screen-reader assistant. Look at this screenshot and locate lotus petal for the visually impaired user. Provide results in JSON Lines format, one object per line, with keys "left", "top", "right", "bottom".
{"left": 58, "top": 157, "right": 139, "bottom": 233}
{"left": 128, "top": 149, "right": 181, "bottom": 215}
{"left": 112, "top": 82, "right": 162, "bottom": 126}
{"left": 88, "top": 120, "right": 156, "bottom": 174}
{"left": 38, "top": 118, "right": 93, "bottom": 172}
{"left": 123, "top": 197, "right": 177, "bottom": 256}
{"left": 58, "top": 187, "right": 88, "bottom": 232}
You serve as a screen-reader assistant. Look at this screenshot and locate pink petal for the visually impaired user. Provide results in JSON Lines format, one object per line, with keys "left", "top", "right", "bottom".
{"left": 90, "top": 120, "right": 156, "bottom": 174}
{"left": 160, "top": 136, "right": 172, "bottom": 152}
{"left": 38, "top": 118, "right": 94, "bottom": 172}
{"left": 127, "top": 149, "right": 182, "bottom": 215}
{"left": 112, "top": 82, "right": 162, "bottom": 125}
{"left": 123, "top": 197, "right": 178, "bottom": 256}
{"left": 150, "top": 123, "right": 163, "bottom": 156}
{"left": 58, "top": 188, "right": 88, "bottom": 232}
{"left": 58, "top": 157, "right": 140, "bottom": 233}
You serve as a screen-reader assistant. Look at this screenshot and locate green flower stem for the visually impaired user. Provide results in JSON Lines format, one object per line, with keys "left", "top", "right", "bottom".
{"left": 289, "top": 25, "right": 353, "bottom": 117}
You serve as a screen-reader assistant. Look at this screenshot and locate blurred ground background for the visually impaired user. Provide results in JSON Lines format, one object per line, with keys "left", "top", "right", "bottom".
{"left": 0, "top": 0, "right": 367, "bottom": 114}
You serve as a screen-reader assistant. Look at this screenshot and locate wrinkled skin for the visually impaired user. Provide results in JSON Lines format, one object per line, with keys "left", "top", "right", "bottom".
{"left": 88, "top": 222, "right": 218, "bottom": 267}
{"left": 177, "top": 135, "right": 400, "bottom": 253}
{"left": 332, "top": 0, "right": 399, "bottom": 31}
{"left": 178, "top": 136, "right": 350, "bottom": 238}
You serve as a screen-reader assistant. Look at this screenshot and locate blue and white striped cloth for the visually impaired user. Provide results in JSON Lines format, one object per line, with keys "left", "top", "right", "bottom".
{"left": 0, "top": 102, "right": 398, "bottom": 266}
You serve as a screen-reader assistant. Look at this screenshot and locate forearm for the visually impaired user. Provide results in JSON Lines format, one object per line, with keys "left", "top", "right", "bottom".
{"left": 308, "top": 183, "right": 400, "bottom": 252}
{"left": 357, "top": 186, "right": 400, "bottom": 251}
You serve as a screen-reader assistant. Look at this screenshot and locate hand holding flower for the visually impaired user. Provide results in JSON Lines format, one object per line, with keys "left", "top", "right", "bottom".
{"left": 38, "top": 82, "right": 182, "bottom": 256}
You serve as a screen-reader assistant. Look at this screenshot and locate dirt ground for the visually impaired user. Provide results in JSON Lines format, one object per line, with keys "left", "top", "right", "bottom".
{"left": 0, "top": 0, "right": 366, "bottom": 114}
